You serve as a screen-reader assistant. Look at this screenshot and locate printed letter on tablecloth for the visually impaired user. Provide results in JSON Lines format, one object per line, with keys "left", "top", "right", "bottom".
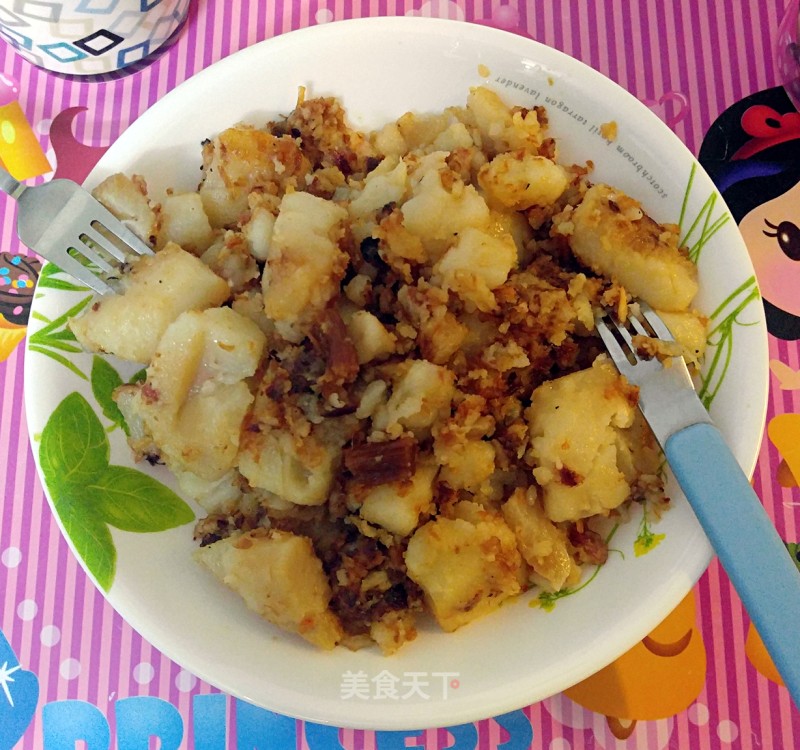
{"left": 234, "top": 699, "right": 297, "bottom": 748}
{"left": 116, "top": 696, "right": 184, "bottom": 750}
{"left": 42, "top": 701, "right": 110, "bottom": 750}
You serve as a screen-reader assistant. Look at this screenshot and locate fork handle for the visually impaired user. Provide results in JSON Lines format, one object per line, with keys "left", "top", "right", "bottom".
{"left": 666, "top": 421, "right": 800, "bottom": 707}
{"left": 0, "top": 165, "right": 25, "bottom": 200}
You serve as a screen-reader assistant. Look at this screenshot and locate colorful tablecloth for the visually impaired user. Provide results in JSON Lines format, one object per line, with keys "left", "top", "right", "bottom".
{"left": 1, "top": 2, "right": 799, "bottom": 748}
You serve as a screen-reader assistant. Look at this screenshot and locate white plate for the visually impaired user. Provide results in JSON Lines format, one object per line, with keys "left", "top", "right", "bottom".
{"left": 24, "top": 16, "right": 769, "bottom": 730}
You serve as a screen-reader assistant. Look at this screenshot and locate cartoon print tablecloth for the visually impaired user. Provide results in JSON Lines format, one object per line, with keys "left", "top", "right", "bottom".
{"left": 1, "top": 1, "right": 799, "bottom": 748}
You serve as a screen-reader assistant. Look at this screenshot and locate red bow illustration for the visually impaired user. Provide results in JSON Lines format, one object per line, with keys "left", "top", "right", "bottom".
{"left": 732, "top": 104, "right": 800, "bottom": 159}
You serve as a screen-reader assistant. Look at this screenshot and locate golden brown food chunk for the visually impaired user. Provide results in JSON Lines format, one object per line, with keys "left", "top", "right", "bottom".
{"left": 262, "top": 191, "right": 349, "bottom": 342}
{"left": 239, "top": 418, "right": 340, "bottom": 507}
{"left": 569, "top": 183, "right": 698, "bottom": 311}
{"left": 195, "top": 529, "right": 344, "bottom": 650}
{"left": 113, "top": 306, "right": 266, "bottom": 486}
{"left": 201, "top": 230, "right": 259, "bottom": 294}
{"left": 478, "top": 152, "right": 568, "bottom": 211}
{"left": 437, "top": 438, "right": 496, "bottom": 493}
{"left": 405, "top": 502, "right": 522, "bottom": 632}
{"left": 466, "top": 86, "right": 545, "bottom": 154}
{"left": 401, "top": 153, "right": 490, "bottom": 246}
{"left": 157, "top": 192, "right": 215, "bottom": 254}
{"left": 501, "top": 487, "right": 580, "bottom": 591}
{"left": 434, "top": 227, "right": 518, "bottom": 312}
{"left": 238, "top": 362, "right": 355, "bottom": 506}
{"left": 92, "top": 172, "right": 158, "bottom": 246}
{"left": 357, "top": 457, "right": 438, "bottom": 537}
{"left": 343, "top": 310, "right": 397, "bottom": 365}
{"left": 372, "top": 359, "right": 456, "bottom": 438}
{"left": 347, "top": 156, "right": 409, "bottom": 242}
{"left": 241, "top": 202, "right": 277, "bottom": 261}
{"left": 69, "top": 242, "right": 229, "bottom": 364}
{"left": 525, "top": 357, "right": 640, "bottom": 522}
{"left": 199, "top": 126, "right": 311, "bottom": 227}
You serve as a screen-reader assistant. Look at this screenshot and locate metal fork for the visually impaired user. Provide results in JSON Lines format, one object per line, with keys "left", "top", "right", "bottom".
{"left": 597, "top": 303, "right": 800, "bottom": 708}
{"left": 0, "top": 166, "right": 153, "bottom": 294}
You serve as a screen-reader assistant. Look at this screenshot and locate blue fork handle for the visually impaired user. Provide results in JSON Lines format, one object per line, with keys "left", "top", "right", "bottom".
{"left": 666, "top": 422, "right": 800, "bottom": 707}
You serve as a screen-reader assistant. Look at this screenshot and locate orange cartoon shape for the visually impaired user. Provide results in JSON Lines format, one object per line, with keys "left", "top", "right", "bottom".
{"left": 564, "top": 591, "right": 706, "bottom": 734}
{"left": 770, "top": 359, "right": 800, "bottom": 391}
{"left": 746, "top": 417, "right": 799, "bottom": 681}
{"left": 768, "top": 412, "right": 800, "bottom": 487}
{"left": 0, "top": 72, "right": 51, "bottom": 180}
{"left": 767, "top": 379, "right": 800, "bottom": 486}
{"left": 745, "top": 542, "right": 800, "bottom": 685}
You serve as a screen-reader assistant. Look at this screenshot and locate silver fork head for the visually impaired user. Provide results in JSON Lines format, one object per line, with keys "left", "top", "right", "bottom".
{"left": 595, "top": 302, "right": 677, "bottom": 375}
{"left": 47, "top": 245, "right": 117, "bottom": 295}
{"left": 595, "top": 302, "right": 712, "bottom": 446}
{"left": 36, "top": 188, "right": 153, "bottom": 295}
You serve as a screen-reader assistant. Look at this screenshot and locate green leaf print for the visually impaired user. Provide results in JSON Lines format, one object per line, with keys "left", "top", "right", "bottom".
{"left": 678, "top": 163, "right": 730, "bottom": 264}
{"left": 39, "top": 392, "right": 109, "bottom": 485}
{"left": 696, "top": 276, "right": 760, "bottom": 410}
{"left": 91, "top": 466, "right": 195, "bottom": 533}
{"left": 633, "top": 508, "right": 665, "bottom": 557}
{"left": 534, "top": 562, "right": 605, "bottom": 612}
{"left": 35, "top": 262, "right": 91, "bottom": 292}
{"left": 676, "top": 167, "right": 760, "bottom": 410}
{"left": 531, "top": 523, "right": 621, "bottom": 611}
{"left": 91, "top": 355, "right": 126, "bottom": 432}
{"left": 39, "top": 392, "right": 195, "bottom": 591}
{"left": 52, "top": 483, "right": 117, "bottom": 593}
{"left": 27, "top": 295, "right": 93, "bottom": 380}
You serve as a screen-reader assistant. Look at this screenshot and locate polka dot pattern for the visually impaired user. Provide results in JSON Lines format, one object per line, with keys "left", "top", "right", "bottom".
{"left": 40, "top": 625, "right": 61, "bottom": 647}
{"left": 60, "top": 658, "right": 81, "bottom": 681}
{"left": 1, "top": 546, "right": 21, "bottom": 568}
{"left": 16, "top": 599, "right": 37, "bottom": 621}
{"left": 133, "top": 662, "right": 155, "bottom": 685}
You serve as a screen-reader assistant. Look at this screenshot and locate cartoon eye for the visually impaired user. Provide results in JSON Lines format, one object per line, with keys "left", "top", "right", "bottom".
{"left": 764, "top": 219, "right": 800, "bottom": 261}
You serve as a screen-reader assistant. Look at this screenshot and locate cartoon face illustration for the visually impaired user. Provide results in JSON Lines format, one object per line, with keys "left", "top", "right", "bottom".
{"left": 698, "top": 84, "right": 800, "bottom": 339}
{"left": 740, "top": 180, "right": 800, "bottom": 320}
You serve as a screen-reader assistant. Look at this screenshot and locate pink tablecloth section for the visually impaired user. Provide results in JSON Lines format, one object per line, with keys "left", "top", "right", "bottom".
{"left": 1, "top": 1, "right": 798, "bottom": 748}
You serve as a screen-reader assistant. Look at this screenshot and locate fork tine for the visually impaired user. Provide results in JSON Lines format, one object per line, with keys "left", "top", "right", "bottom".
{"left": 595, "top": 314, "right": 633, "bottom": 370}
{"left": 603, "top": 312, "right": 636, "bottom": 349}
{"left": 638, "top": 301, "right": 676, "bottom": 341}
{"left": 627, "top": 312, "right": 649, "bottom": 337}
{"left": 80, "top": 223, "right": 129, "bottom": 265}
{"left": 52, "top": 250, "right": 115, "bottom": 295}
{"left": 91, "top": 204, "right": 153, "bottom": 257}
{"left": 73, "top": 233, "right": 116, "bottom": 273}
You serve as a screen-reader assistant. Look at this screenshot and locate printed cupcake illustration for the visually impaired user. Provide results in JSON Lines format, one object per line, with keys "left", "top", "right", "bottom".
{"left": 0, "top": 252, "right": 40, "bottom": 361}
